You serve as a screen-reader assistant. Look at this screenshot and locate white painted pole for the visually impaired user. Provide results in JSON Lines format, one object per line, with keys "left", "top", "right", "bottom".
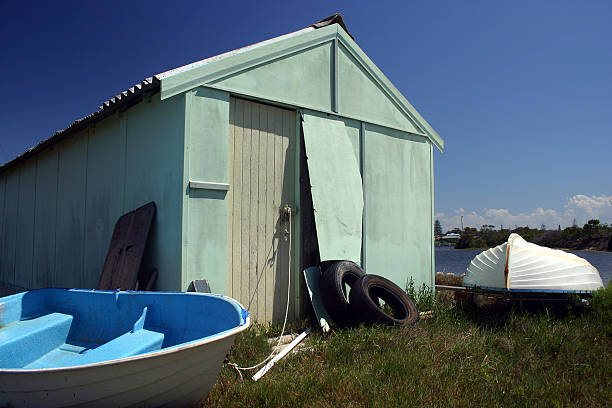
{"left": 252, "top": 327, "right": 311, "bottom": 381}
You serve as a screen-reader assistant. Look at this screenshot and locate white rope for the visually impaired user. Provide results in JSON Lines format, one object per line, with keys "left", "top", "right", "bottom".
{"left": 228, "top": 207, "right": 293, "bottom": 377}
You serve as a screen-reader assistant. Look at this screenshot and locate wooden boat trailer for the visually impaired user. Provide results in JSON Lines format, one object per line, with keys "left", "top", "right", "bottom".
{"left": 435, "top": 284, "right": 593, "bottom": 307}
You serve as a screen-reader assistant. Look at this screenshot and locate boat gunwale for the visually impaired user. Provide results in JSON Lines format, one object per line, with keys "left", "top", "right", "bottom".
{"left": 0, "top": 289, "right": 251, "bottom": 374}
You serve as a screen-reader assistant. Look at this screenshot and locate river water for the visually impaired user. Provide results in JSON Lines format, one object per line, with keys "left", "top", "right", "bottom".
{"left": 435, "top": 246, "right": 612, "bottom": 286}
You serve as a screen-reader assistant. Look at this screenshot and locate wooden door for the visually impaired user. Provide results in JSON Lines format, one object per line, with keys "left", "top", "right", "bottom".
{"left": 227, "top": 97, "right": 297, "bottom": 322}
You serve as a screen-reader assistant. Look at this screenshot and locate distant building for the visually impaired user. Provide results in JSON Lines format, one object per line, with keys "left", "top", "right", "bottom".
{"left": 442, "top": 233, "right": 461, "bottom": 240}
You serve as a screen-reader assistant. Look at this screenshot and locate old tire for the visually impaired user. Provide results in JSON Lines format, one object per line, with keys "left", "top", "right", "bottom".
{"left": 349, "top": 274, "right": 419, "bottom": 326}
{"left": 319, "top": 261, "right": 365, "bottom": 326}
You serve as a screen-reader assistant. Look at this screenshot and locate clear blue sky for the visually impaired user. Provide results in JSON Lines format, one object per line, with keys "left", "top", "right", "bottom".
{"left": 1, "top": 0, "right": 610, "bottom": 230}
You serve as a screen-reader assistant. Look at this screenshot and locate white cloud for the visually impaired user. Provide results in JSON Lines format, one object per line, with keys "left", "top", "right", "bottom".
{"left": 436, "top": 194, "right": 612, "bottom": 231}
{"left": 566, "top": 195, "right": 612, "bottom": 218}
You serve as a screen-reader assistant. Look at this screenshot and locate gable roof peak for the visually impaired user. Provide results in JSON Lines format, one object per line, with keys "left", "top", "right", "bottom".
{"left": 311, "top": 13, "right": 353, "bottom": 40}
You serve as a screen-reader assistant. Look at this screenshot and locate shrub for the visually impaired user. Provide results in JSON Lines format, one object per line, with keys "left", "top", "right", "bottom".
{"left": 590, "top": 283, "right": 612, "bottom": 336}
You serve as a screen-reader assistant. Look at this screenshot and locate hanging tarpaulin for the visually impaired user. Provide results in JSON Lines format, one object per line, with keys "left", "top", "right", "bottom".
{"left": 301, "top": 111, "right": 363, "bottom": 263}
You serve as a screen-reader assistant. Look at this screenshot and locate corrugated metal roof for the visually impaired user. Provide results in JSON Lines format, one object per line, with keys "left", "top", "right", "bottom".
{"left": 0, "top": 14, "right": 349, "bottom": 173}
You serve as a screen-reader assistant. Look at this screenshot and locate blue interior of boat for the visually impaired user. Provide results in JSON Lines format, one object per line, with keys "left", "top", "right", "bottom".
{"left": 0, "top": 289, "right": 248, "bottom": 370}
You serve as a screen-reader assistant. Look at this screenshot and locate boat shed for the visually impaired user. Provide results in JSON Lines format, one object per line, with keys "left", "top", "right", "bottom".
{"left": 0, "top": 15, "right": 444, "bottom": 322}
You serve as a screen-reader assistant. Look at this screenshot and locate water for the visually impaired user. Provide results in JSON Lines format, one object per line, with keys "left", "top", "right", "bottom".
{"left": 435, "top": 246, "right": 612, "bottom": 285}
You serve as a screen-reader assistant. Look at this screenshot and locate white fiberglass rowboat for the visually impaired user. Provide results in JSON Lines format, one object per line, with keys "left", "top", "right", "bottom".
{"left": 0, "top": 289, "right": 250, "bottom": 407}
{"left": 464, "top": 233, "right": 604, "bottom": 292}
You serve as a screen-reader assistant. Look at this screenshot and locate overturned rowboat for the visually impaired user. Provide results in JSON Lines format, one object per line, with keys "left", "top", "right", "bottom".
{"left": 0, "top": 289, "right": 249, "bottom": 407}
{"left": 464, "top": 233, "right": 604, "bottom": 293}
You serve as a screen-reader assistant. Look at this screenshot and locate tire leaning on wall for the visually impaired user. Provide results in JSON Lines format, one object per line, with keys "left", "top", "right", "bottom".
{"left": 348, "top": 274, "right": 420, "bottom": 326}
{"left": 319, "top": 261, "right": 365, "bottom": 326}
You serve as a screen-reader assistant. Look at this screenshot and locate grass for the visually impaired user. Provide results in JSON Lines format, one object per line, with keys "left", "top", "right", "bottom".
{"left": 202, "top": 285, "right": 612, "bottom": 408}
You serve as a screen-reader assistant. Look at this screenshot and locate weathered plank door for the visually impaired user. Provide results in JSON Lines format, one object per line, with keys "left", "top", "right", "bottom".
{"left": 227, "top": 97, "right": 297, "bottom": 322}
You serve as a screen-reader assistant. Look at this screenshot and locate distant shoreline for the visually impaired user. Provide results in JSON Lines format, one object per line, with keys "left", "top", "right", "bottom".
{"left": 436, "top": 245, "right": 612, "bottom": 253}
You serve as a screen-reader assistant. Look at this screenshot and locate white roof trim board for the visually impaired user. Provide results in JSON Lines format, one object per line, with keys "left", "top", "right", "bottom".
{"left": 157, "top": 27, "right": 315, "bottom": 80}
{"left": 464, "top": 233, "right": 604, "bottom": 292}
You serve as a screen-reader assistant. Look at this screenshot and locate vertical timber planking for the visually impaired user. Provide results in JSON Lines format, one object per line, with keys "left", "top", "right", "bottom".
{"left": 272, "top": 105, "right": 284, "bottom": 322}
{"left": 228, "top": 97, "right": 296, "bottom": 322}
{"left": 14, "top": 159, "right": 37, "bottom": 289}
{"left": 240, "top": 99, "right": 252, "bottom": 311}
{"left": 124, "top": 93, "right": 185, "bottom": 291}
{"left": 264, "top": 103, "right": 276, "bottom": 320}
{"left": 230, "top": 97, "right": 244, "bottom": 301}
{"left": 248, "top": 101, "right": 260, "bottom": 314}
{"left": 55, "top": 133, "right": 88, "bottom": 288}
{"left": 282, "top": 108, "right": 296, "bottom": 320}
{"left": 293, "top": 112, "right": 302, "bottom": 318}
{"left": 33, "top": 149, "right": 58, "bottom": 288}
{"left": 1, "top": 169, "right": 19, "bottom": 286}
{"left": 83, "top": 116, "right": 125, "bottom": 288}
{"left": 255, "top": 103, "right": 268, "bottom": 319}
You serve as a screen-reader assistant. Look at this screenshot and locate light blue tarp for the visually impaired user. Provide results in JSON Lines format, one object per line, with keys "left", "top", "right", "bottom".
{"left": 301, "top": 111, "right": 363, "bottom": 263}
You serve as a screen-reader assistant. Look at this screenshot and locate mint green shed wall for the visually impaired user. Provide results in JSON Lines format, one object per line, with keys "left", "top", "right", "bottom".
{"left": 363, "top": 124, "right": 434, "bottom": 290}
{"left": 33, "top": 149, "right": 58, "bottom": 288}
{"left": 181, "top": 87, "right": 230, "bottom": 293}
{"left": 1, "top": 169, "right": 19, "bottom": 287}
{"left": 0, "top": 94, "right": 185, "bottom": 292}
{"left": 170, "top": 23, "right": 441, "bottom": 304}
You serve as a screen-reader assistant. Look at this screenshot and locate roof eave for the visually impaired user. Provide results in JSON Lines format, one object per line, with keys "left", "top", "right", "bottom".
{"left": 0, "top": 77, "right": 160, "bottom": 173}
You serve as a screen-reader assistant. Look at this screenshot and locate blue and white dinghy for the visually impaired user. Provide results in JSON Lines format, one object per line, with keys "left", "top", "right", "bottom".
{"left": 0, "top": 289, "right": 250, "bottom": 407}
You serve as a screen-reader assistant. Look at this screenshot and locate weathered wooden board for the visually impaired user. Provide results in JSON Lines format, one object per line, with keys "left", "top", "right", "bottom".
{"left": 227, "top": 97, "right": 296, "bottom": 322}
{"left": 301, "top": 111, "right": 363, "bottom": 264}
{"left": 97, "top": 202, "right": 156, "bottom": 291}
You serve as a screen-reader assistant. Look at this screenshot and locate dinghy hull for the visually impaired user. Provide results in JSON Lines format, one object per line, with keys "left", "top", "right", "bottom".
{"left": 464, "top": 233, "right": 604, "bottom": 292}
{"left": 0, "top": 289, "right": 250, "bottom": 408}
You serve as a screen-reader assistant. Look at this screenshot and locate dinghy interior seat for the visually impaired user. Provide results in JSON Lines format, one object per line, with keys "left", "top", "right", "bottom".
{"left": 0, "top": 289, "right": 244, "bottom": 370}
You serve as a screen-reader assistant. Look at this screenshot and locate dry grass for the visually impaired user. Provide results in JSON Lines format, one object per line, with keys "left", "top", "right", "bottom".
{"left": 435, "top": 272, "right": 464, "bottom": 286}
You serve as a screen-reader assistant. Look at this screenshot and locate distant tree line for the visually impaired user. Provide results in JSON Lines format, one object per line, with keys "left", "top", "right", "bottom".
{"left": 435, "top": 219, "right": 612, "bottom": 252}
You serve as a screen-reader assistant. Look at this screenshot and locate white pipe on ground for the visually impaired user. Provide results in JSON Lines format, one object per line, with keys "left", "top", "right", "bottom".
{"left": 252, "top": 327, "right": 311, "bottom": 381}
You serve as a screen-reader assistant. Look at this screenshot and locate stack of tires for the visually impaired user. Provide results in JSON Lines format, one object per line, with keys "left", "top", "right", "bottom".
{"left": 319, "top": 261, "right": 420, "bottom": 327}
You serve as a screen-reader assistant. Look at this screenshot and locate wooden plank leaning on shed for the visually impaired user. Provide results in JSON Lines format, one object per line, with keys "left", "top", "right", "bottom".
{"left": 97, "top": 202, "right": 157, "bottom": 291}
